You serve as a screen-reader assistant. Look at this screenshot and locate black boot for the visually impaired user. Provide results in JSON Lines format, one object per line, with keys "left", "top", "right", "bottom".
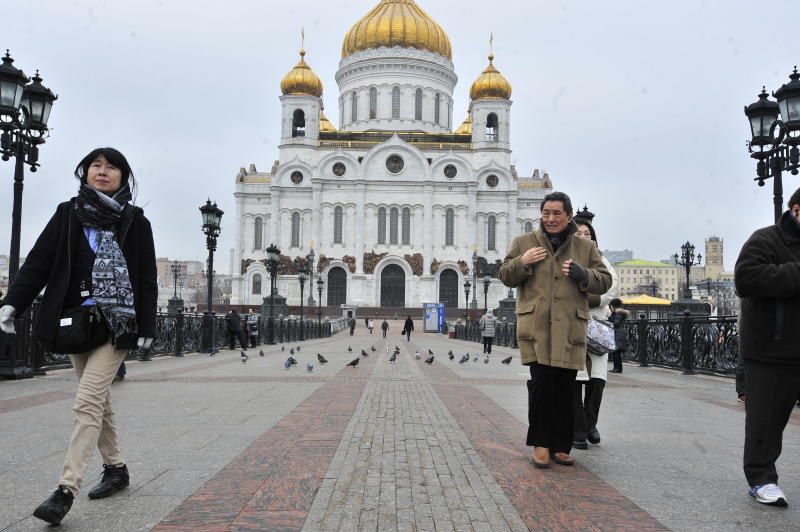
{"left": 585, "top": 378, "right": 606, "bottom": 444}
{"left": 33, "top": 485, "right": 74, "bottom": 525}
{"left": 88, "top": 464, "right": 130, "bottom": 499}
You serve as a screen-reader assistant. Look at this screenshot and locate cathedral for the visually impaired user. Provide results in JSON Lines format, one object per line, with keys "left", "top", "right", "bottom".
{"left": 231, "top": 0, "right": 553, "bottom": 311}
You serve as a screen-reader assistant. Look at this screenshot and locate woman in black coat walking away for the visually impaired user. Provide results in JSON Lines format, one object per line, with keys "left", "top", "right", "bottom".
{"left": 608, "top": 298, "right": 629, "bottom": 373}
{"left": 402, "top": 316, "right": 414, "bottom": 341}
{"left": 0, "top": 147, "right": 157, "bottom": 525}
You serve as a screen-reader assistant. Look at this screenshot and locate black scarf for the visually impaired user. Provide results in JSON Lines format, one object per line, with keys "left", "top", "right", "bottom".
{"left": 546, "top": 226, "right": 571, "bottom": 253}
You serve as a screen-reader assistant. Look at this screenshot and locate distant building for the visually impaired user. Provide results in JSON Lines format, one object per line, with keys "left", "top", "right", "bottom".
{"left": 615, "top": 259, "right": 681, "bottom": 301}
{"left": 602, "top": 249, "right": 633, "bottom": 264}
{"left": 705, "top": 236, "right": 724, "bottom": 280}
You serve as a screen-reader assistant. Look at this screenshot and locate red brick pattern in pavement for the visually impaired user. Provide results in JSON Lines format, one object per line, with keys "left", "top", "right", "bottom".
{"left": 152, "top": 339, "right": 383, "bottom": 532}
{"left": 408, "top": 340, "right": 669, "bottom": 531}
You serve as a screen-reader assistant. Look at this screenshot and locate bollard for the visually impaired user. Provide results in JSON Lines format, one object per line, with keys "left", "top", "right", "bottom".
{"left": 638, "top": 313, "right": 648, "bottom": 367}
{"left": 175, "top": 311, "right": 184, "bottom": 357}
{"left": 681, "top": 309, "right": 695, "bottom": 375}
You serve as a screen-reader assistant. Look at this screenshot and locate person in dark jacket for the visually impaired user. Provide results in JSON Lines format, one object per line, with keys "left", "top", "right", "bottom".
{"left": 608, "top": 299, "right": 629, "bottom": 373}
{"left": 227, "top": 309, "right": 247, "bottom": 350}
{"left": 381, "top": 319, "right": 389, "bottom": 338}
{"left": 0, "top": 147, "right": 156, "bottom": 525}
{"left": 734, "top": 187, "right": 800, "bottom": 507}
{"left": 349, "top": 317, "right": 356, "bottom": 335}
{"left": 402, "top": 316, "right": 414, "bottom": 341}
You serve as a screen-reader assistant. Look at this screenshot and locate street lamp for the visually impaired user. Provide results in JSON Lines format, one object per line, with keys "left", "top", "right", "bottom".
{"left": 463, "top": 280, "right": 471, "bottom": 320}
{"left": 170, "top": 261, "right": 181, "bottom": 298}
{"left": 471, "top": 247, "right": 478, "bottom": 309}
{"left": 673, "top": 241, "right": 701, "bottom": 300}
{"left": 266, "top": 243, "right": 281, "bottom": 344}
{"left": 1, "top": 51, "right": 57, "bottom": 284}
{"left": 306, "top": 245, "right": 315, "bottom": 306}
{"left": 316, "top": 277, "right": 324, "bottom": 324}
{"left": 199, "top": 199, "right": 223, "bottom": 352}
{"left": 744, "top": 68, "right": 800, "bottom": 223}
{"left": 483, "top": 274, "right": 491, "bottom": 312}
{"left": 298, "top": 267, "right": 307, "bottom": 341}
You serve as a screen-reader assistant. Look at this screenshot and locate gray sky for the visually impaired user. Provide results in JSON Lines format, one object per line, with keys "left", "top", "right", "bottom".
{"left": 3, "top": 0, "right": 799, "bottom": 273}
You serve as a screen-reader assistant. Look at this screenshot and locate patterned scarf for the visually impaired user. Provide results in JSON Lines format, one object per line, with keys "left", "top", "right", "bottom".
{"left": 74, "top": 184, "right": 137, "bottom": 339}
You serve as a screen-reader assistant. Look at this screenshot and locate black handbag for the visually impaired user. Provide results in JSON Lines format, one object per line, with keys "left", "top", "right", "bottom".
{"left": 51, "top": 306, "right": 109, "bottom": 354}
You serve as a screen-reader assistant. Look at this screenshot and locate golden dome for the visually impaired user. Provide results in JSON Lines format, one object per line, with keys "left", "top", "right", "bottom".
{"left": 469, "top": 54, "right": 512, "bottom": 100}
{"left": 342, "top": 0, "right": 452, "bottom": 60}
{"left": 319, "top": 106, "right": 337, "bottom": 132}
{"left": 454, "top": 113, "right": 472, "bottom": 135}
{"left": 280, "top": 50, "right": 323, "bottom": 97}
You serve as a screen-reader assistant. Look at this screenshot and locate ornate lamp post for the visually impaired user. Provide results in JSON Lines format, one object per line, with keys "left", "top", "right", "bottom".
{"left": 298, "top": 267, "right": 307, "bottom": 341}
{"left": 266, "top": 243, "right": 281, "bottom": 344}
{"left": 167, "top": 261, "right": 184, "bottom": 315}
{"left": 673, "top": 241, "right": 702, "bottom": 300}
{"left": 483, "top": 274, "right": 491, "bottom": 312}
{"left": 1, "top": 51, "right": 57, "bottom": 285}
{"left": 316, "top": 277, "right": 324, "bottom": 324}
{"left": 306, "top": 245, "right": 315, "bottom": 306}
{"left": 744, "top": 68, "right": 800, "bottom": 223}
{"left": 463, "top": 279, "right": 471, "bottom": 320}
{"left": 470, "top": 248, "right": 478, "bottom": 309}
{"left": 200, "top": 199, "right": 223, "bottom": 352}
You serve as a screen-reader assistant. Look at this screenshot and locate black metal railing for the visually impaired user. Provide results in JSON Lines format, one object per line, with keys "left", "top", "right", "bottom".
{"left": 451, "top": 320, "right": 518, "bottom": 349}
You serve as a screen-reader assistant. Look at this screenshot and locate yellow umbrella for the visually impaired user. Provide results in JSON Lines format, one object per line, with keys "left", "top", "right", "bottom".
{"left": 622, "top": 294, "right": 672, "bottom": 305}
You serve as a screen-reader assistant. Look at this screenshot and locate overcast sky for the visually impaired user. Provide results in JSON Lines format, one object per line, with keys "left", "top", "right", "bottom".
{"left": 3, "top": 0, "right": 799, "bottom": 273}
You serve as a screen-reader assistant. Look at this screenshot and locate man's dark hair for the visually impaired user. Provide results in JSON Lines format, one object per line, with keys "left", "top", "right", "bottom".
{"left": 789, "top": 187, "right": 800, "bottom": 210}
{"left": 541, "top": 191, "right": 573, "bottom": 214}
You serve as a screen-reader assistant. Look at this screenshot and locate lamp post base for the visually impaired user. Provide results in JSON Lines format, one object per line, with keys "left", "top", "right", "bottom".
{"left": 201, "top": 311, "right": 216, "bottom": 352}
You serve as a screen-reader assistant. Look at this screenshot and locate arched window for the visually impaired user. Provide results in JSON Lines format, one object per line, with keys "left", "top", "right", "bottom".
{"left": 389, "top": 207, "right": 399, "bottom": 245}
{"left": 445, "top": 208, "right": 454, "bottom": 246}
{"left": 351, "top": 91, "right": 358, "bottom": 123}
{"left": 291, "top": 212, "right": 300, "bottom": 247}
{"left": 392, "top": 86, "right": 400, "bottom": 118}
{"left": 487, "top": 215, "right": 497, "bottom": 250}
{"left": 401, "top": 207, "right": 411, "bottom": 245}
{"left": 378, "top": 207, "right": 387, "bottom": 244}
{"left": 486, "top": 113, "right": 498, "bottom": 142}
{"left": 334, "top": 206, "right": 343, "bottom": 244}
{"left": 253, "top": 217, "right": 262, "bottom": 250}
{"left": 369, "top": 87, "right": 377, "bottom": 119}
{"left": 292, "top": 109, "right": 305, "bottom": 138}
{"left": 524, "top": 221, "right": 533, "bottom": 233}
{"left": 415, "top": 88, "right": 423, "bottom": 120}
{"left": 435, "top": 93, "right": 441, "bottom": 125}
{"left": 252, "top": 274, "right": 262, "bottom": 295}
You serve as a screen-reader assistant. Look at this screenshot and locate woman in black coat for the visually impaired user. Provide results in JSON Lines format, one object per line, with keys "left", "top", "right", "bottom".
{"left": 0, "top": 147, "right": 156, "bottom": 525}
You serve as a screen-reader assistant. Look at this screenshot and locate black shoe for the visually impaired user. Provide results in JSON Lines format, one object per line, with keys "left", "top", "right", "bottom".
{"left": 33, "top": 485, "right": 74, "bottom": 525}
{"left": 587, "top": 430, "right": 601, "bottom": 444}
{"left": 609, "top": 368, "right": 622, "bottom": 374}
{"left": 573, "top": 440, "right": 589, "bottom": 450}
{"left": 88, "top": 464, "right": 130, "bottom": 499}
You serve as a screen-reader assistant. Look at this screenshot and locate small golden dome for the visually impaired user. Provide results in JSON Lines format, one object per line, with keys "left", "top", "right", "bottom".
{"left": 280, "top": 50, "right": 323, "bottom": 97}
{"left": 319, "top": 106, "right": 337, "bottom": 132}
{"left": 454, "top": 113, "right": 472, "bottom": 135}
{"left": 342, "top": 0, "right": 452, "bottom": 60}
{"left": 469, "top": 54, "right": 512, "bottom": 100}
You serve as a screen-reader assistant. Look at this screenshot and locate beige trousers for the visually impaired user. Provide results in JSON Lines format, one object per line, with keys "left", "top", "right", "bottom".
{"left": 60, "top": 339, "right": 127, "bottom": 494}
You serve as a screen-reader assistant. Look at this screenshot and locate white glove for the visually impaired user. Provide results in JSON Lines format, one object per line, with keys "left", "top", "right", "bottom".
{"left": 0, "top": 305, "right": 16, "bottom": 334}
{"left": 137, "top": 337, "right": 153, "bottom": 350}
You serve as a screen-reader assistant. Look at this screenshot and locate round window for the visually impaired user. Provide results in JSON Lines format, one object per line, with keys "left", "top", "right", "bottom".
{"left": 486, "top": 174, "right": 499, "bottom": 188}
{"left": 332, "top": 162, "right": 346, "bottom": 177}
{"left": 290, "top": 171, "right": 304, "bottom": 184}
{"left": 386, "top": 155, "right": 404, "bottom": 174}
{"left": 444, "top": 164, "right": 457, "bottom": 178}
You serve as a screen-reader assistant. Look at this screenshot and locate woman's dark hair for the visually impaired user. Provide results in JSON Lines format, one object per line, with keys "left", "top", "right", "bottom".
{"left": 573, "top": 218, "right": 597, "bottom": 244}
{"left": 610, "top": 298, "right": 623, "bottom": 308}
{"left": 788, "top": 187, "right": 800, "bottom": 210}
{"left": 541, "top": 191, "right": 573, "bottom": 214}
{"left": 74, "top": 147, "right": 136, "bottom": 195}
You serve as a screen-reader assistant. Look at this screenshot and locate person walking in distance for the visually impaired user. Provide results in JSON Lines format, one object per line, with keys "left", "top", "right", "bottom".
{"left": 368, "top": 318, "right": 375, "bottom": 335}
{"left": 499, "top": 191, "right": 611, "bottom": 469}
{"left": 735, "top": 187, "right": 800, "bottom": 507}
{"left": 0, "top": 147, "right": 157, "bottom": 525}
{"left": 348, "top": 316, "right": 356, "bottom": 336}
{"left": 247, "top": 309, "right": 258, "bottom": 348}
{"left": 608, "top": 299, "right": 629, "bottom": 373}
{"left": 227, "top": 309, "right": 247, "bottom": 350}
{"left": 479, "top": 309, "right": 497, "bottom": 354}
{"left": 402, "top": 315, "right": 414, "bottom": 341}
{"left": 381, "top": 319, "right": 389, "bottom": 338}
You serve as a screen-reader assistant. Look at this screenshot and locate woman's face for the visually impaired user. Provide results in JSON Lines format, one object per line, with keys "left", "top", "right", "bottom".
{"left": 575, "top": 224, "right": 592, "bottom": 240}
{"left": 87, "top": 154, "right": 122, "bottom": 195}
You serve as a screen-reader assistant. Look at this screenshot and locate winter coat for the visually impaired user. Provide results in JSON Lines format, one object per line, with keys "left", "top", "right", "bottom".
{"left": 381, "top": 320, "right": 389, "bottom": 331}
{"left": 3, "top": 199, "right": 157, "bottom": 350}
{"left": 479, "top": 313, "right": 497, "bottom": 338}
{"left": 609, "top": 308, "right": 630, "bottom": 350}
{"left": 735, "top": 211, "right": 800, "bottom": 367}
{"left": 499, "top": 223, "right": 612, "bottom": 370}
{"left": 402, "top": 317, "right": 414, "bottom": 333}
{"left": 227, "top": 312, "right": 242, "bottom": 332}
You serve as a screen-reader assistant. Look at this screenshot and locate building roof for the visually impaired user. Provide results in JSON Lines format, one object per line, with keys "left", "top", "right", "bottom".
{"left": 616, "top": 259, "right": 674, "bottom": 267}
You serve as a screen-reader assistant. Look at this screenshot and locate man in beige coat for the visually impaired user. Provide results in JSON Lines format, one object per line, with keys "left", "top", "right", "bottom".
{"left": 499, "top": 192, "right": 611, "bottom": 468}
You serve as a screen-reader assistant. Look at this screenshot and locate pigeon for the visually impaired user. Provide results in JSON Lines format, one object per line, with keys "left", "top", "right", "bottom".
{"left": 424, "top": 356, "right": 434, "bottom": 365}
{"left": 448, "top": 350, "right": 453, "bottom": 357}
{"left": 370, "top": 345, "right": 376, "bottom": 352}
{"left": 209, "top": 348, "right": 218, "bottom": 357}
{"left": 317, "top": 353, "right": 328, "bottom": 364}
{"left": 428, "top": 348, "right": 433, "bottom": 355}
{"left": 259, "top": 349, "right": 265, "bottom": 357}
{"left": 290, "top": 348, "right": 295, "bottom": 355}
{"left": 448, "top": 352, "right": 455, "bottom": 361}
{"left": 296, "top": 346, "right": 301, "bottom": 352}
{"left": 281, "top": 345, "right": 285, "bottom": 351}
{"left": 389, "top": 352, "right": 397, "bottom": 363}
{"left": 241, "top": 351, "right": 249, "bottom": 363}
{"left": 346, "top": 357, "right": 360, "bottom": 368}
{"left": 501, "top": 356, "right": 513, "bottom": 365}
{"left": 348, "top": 346, "right": 353, "bottom": 352}
{"left": 458, "top": 354, "right": 469, "bottom": 364}
{"left": 284, "top": 358, "right": 292, "bottom": 369}
{"left": 415, "top": 351, "right": 421, "bottom": 360}
{"left": 361, "top": 349, "right": 369, "bottom": 358}
{"left": 484, "top": 355, "right": 490, "bottom": 364}
{"left": 385, "top": 347, "right": 390, "bottom": 353}
{"left": 306, "top": 363, "right": 313, "bottom": 372}
{"left": 473, "top": 356, "right": 478, "bottom": 362}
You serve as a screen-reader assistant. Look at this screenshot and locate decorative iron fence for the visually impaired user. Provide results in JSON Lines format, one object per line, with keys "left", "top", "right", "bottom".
{"left": 451, "top": 319, "right": 518, "bottom": 349}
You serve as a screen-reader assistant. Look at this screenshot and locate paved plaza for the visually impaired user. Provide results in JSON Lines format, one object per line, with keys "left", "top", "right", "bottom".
{"left": 2, "top": 322, "right": 800, "bottom": 531}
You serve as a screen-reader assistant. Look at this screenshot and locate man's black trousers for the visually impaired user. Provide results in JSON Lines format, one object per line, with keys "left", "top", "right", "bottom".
{"left": 527, "top": 362, "right": 577, "bottom": 453}
{"left": 743, "top": 360, "right": 800, "bottom": 487}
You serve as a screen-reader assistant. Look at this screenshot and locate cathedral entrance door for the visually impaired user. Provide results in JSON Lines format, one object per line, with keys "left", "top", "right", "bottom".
{"left": 438, "top": 269, "right": 459, "bottom": 308}
{"left": 328, "top": 267, "right": 347, "bottom": 306}
{"left": 380, "top": 264, "right": 405, "bottom": 308}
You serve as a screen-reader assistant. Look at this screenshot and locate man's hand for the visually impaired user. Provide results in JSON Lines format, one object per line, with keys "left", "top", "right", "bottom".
{"left": 137, "top": 337, "right": 153, "bottom": 350}
{"left": 521, "top": 246, "right": 548, "bottom": 266}
{"left": 562, "top": 259, "right": 588, "bottom": 283}
{"left": 0, "top": 305, "right": 16, "bottom": 334}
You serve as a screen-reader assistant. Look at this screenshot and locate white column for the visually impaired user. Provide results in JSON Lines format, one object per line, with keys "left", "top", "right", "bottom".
{"left": 270, "top": 188, "right": 281, "bottom": 247}
{"left": 507, "top": 193, "right": 518, "bottom": 250}
{"left": 355, "top": 184, "right": 366, "bottom": 273}
{"left": 467, "top": 188, "right": 477, "bottom": 249}
{"left": 423, "top": 184, "right": 433, "bottom": 273}
{"left": 312, "top": 184, "right": 322, "bottom": 249}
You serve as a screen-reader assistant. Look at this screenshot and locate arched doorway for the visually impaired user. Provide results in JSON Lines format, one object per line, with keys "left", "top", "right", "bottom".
{"left": 439, "top": 269, "right": 458, "bottom": 308}
{"left": 327, "top": 267, "right": 347, "bottom": 306}
{"left": 380, "top": 264, "right": 405, "bottom": 307}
